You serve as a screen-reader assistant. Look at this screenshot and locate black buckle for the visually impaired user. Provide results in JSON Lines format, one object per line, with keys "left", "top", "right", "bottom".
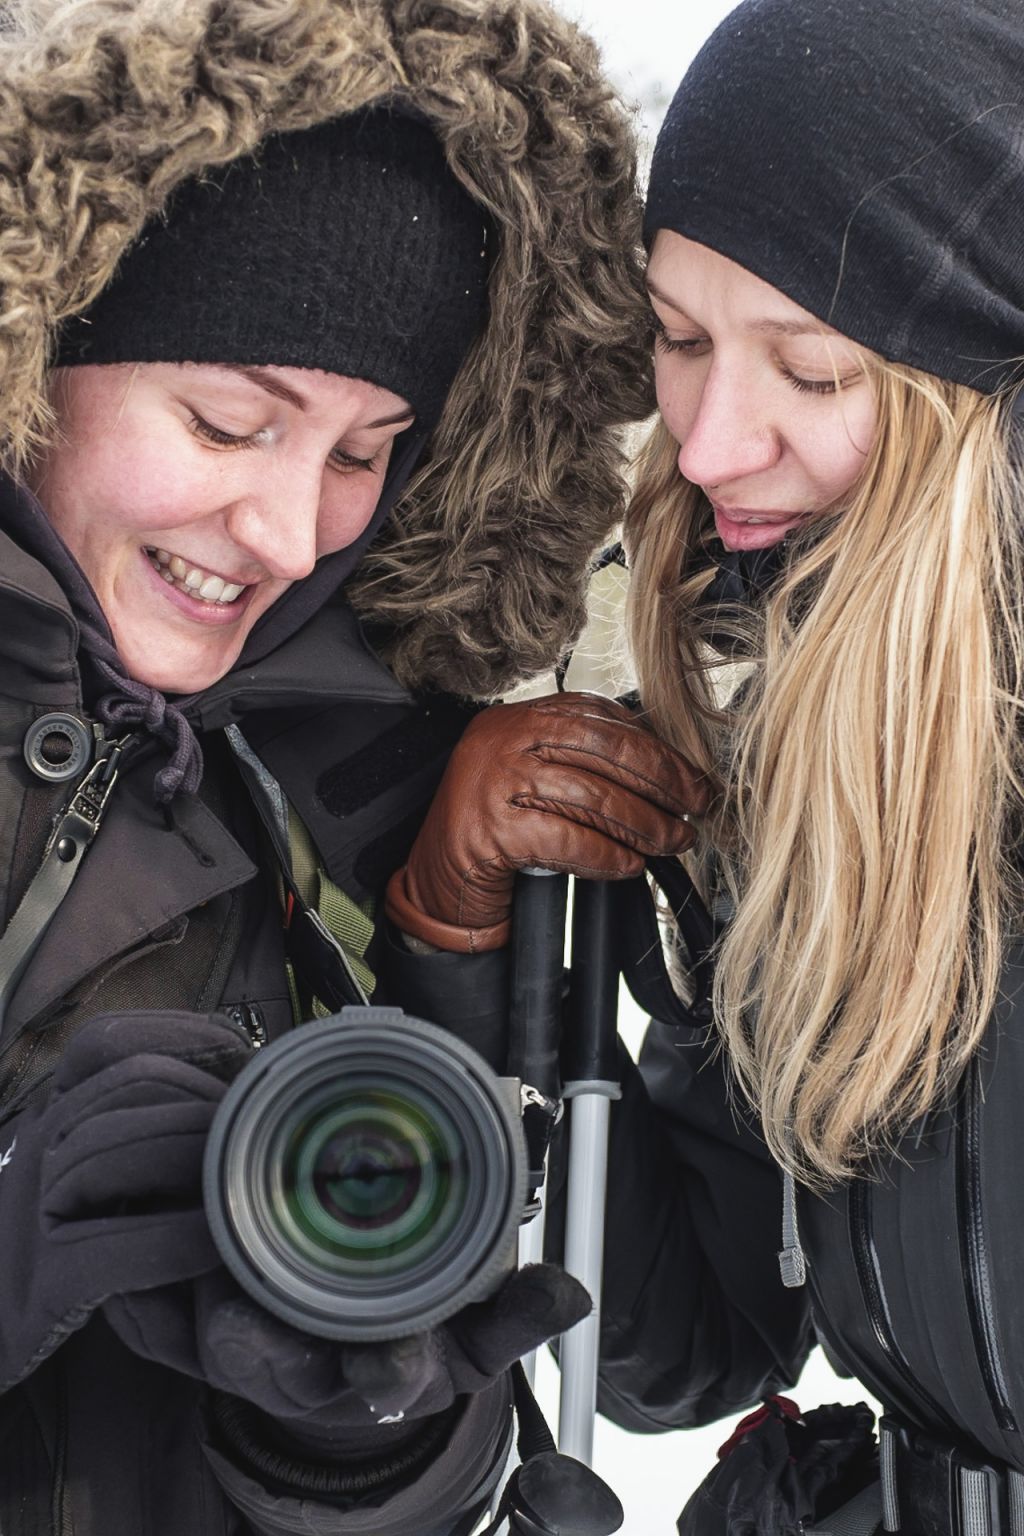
{"left": 879, "top": 1416, "right": 1021, "bottom": 1536}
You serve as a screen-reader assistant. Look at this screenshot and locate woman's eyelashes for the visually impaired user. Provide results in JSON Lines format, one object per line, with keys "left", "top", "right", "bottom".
{"left": 652, "top": 321, "right": 708, "bottom": 358}
{"left": 187, "top": 411, "right": 382, "bottom": 473}
{"left": 188, "top": 412, "right": 269, "bottom": 450}
{"left": 652, "top": 320, "right": 851, "bottom": 395}
{"left": 777, "top": 365, "right": 845, "bottom": 396}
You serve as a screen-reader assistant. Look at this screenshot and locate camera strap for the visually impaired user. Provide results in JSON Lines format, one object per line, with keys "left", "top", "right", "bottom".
{"left": 224, "top": 724, "right": 372, "bottom": 1013}
{"left": 0, "top": 730, "right": 134, "bottom": 1041}
{"left": 467, "top": 1363, "right": 623, "bottom": 1536}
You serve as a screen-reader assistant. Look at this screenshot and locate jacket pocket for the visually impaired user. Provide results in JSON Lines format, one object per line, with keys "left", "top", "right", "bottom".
{"left": 847, "top": 1181, "right": 956, "bottom": 1436}
{"left": 956, "top": 1056, "right": 1018, "bottom": 1434}
{"left": 0, "top": 1368, "right": 74, "bottom": 1536}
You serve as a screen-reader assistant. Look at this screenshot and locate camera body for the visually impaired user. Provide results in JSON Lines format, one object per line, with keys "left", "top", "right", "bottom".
{"left": 203, "top": 1006, "right": 527, "bottom": 1341}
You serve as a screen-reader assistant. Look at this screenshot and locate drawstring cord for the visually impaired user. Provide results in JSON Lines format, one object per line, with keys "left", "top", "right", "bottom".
{"left": 779, "top": 1166, "right": 808, "bottom": 1288}
{"left": 93, "top": 657, "right": 203, "bottom": 803}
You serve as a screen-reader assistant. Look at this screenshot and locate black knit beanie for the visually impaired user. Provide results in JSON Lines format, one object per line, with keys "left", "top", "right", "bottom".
{"left": 645, "top": 0, "right": 1024, "bottom": 395}
{"left": 57, "top": 108, "right": 491, "bottom": 427}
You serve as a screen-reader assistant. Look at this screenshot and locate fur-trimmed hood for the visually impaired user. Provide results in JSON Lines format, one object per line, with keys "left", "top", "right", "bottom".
{"left": 0, "top": 0, "right": 653, "bottom": 697}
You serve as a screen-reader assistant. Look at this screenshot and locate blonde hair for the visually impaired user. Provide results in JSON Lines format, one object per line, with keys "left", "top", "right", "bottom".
{"left": 625, "top": 365, "right": 1024, "bottom": 1185}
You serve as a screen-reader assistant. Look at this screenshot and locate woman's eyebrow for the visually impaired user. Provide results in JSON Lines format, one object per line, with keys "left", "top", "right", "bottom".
{"left": 220, "top": 364, "right": 309, "bottom": 409}
{"left": 645, "top": 276, "right": 690, "bottom": 314}
{"left": 205, "top": 364, "right": 416, "bottom": 427}
{"left": 645, "top": 278, "right": 833, "bottom": 339}
{"left": 744, "top": 317, "right": 830, "bottom": 338}
{"left": 363, "top": 404, "right": 417, "bottom": 428}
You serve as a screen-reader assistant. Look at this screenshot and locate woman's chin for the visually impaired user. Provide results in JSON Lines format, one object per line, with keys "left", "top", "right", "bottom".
{"left": 112, "top": 632, "right": 241, "bottom": 695}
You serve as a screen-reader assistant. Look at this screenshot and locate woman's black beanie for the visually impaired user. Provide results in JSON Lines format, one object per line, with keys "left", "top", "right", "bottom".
{"left": 645, "top": 0, "right": 1024, "bottom": 395}
{"left": 57, "top": 108, "right": 491, "bottom": 428}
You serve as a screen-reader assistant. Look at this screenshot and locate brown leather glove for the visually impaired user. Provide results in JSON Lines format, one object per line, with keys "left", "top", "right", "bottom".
{"left": 385, "top": 692, "right": 709, "bottom": 953}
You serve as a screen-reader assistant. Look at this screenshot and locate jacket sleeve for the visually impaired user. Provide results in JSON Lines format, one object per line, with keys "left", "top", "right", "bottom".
{"left": 575, "top": 1020, "right": 812, "bottom": 1432}
{"left": 199, "top": 1379, "right": 513, "bottom": 1536}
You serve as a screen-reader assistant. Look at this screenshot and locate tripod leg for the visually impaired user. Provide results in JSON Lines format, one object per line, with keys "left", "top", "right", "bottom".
{"left": 558, "top": 1090, "right": 615, "bottom": 1463}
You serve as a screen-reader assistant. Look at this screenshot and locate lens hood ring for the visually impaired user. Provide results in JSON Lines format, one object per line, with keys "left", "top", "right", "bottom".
{"left": 204, "top": 1008, "right": 527, "bottom": 1341}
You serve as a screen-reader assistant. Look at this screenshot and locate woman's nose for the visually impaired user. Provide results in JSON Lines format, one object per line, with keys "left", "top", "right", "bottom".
{"left": 667, "top": 366, "right": 782, "bottom": 489}
{"left": 225, "top": 475, "right": 322, "bottom": 581}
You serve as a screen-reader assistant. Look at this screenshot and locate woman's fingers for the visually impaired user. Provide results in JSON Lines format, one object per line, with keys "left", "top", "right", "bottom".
{"left": 388, "top": 694, "right": 708, "bottom": 952}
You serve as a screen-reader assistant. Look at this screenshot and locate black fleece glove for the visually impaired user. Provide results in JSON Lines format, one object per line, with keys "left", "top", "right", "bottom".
{"left": 104, "top": 1262, "right": 590, "bottom": 1431}
{"left": 0, "top": 1010, "right": 251, "bottom": 1392}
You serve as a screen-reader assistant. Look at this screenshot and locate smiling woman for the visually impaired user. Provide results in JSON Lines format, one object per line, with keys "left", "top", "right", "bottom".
{"left": 34, "top": 363, "right": 416, "bottom": 692}
{"left": 0, "top": 3, "right": 656, "bottom": 1533}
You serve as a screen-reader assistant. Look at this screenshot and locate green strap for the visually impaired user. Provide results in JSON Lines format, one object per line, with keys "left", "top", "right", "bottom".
{"left": 285, "top": 805, "right": 376, "bottom": 1015}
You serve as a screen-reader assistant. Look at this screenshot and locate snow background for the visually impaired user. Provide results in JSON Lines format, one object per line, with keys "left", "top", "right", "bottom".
{"left": 519, "top": 2, "right": 882, "bottom": 1530}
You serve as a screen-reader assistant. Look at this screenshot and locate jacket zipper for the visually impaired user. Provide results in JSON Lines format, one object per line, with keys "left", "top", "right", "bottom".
{"left": 848, "top": 1180, "right": 958, "bottom": 1436}
{"left": 225, "top": 1001, "right": 267, "bottom": 1050}
{"left": 956, "top": 1056, "right": 1018, "bottom": 1433}
{"left": 51, "top": 1355, "right": 74, "bottom": 1536}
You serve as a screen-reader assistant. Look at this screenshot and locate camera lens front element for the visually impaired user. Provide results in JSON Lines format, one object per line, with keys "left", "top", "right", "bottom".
{"left": 277, "top": 1082, "right": 467, "bottom": 1276}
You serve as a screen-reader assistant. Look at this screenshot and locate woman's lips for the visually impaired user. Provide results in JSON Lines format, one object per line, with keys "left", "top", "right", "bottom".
{"left": 711, "top": 502, "right": 813, "bottom": 552}
{"left": 139, "top": 546, "right": 258, "bottom": 625}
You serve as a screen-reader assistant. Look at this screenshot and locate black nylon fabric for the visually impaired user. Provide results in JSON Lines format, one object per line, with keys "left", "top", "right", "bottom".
{"left": 545, "top": 874, "right": 1024, "bottom": 1531}
{"left": 677, "top": 1399, "right": 877, "bottom": 1536}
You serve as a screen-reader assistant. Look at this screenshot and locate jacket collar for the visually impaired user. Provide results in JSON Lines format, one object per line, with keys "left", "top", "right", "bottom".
{"left": 185, "top": 594, "right": 410, "bottom": 729}
{"left": 0, "top": 536, "right": 408, "bottom": 1034}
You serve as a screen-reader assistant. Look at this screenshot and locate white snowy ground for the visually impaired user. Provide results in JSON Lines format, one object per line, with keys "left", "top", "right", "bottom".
{"left": 512, "top": 8, "right": 883, "bottom": 1523}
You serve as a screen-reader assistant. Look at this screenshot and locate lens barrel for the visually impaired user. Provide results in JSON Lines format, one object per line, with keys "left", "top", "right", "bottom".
{"left": 204, "top": 1007, "right": 527, "bottom": 1340}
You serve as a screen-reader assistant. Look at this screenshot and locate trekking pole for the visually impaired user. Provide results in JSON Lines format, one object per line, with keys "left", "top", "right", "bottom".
{"left": 509, "top": 868, "right": 568, "bottom": 1386}
{"left": 489, "top": 872, "right": 622, "bottom": 1536}
{"left": 558, "top": 879, "right": 621, "bottom": 1467}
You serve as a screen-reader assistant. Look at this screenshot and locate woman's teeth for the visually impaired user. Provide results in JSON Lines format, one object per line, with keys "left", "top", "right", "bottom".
{"left": 145, "top": 548, "right": 246, "bottom": 605}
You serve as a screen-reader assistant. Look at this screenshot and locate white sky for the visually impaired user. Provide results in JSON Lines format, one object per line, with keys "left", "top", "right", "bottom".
{"left": 556, "top": 0, "right": 739, "bottom": 138}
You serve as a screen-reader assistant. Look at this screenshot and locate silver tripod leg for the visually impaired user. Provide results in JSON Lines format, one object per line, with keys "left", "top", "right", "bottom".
{"left": 558, "top": 1080, "right": 620, "bottom": 1465}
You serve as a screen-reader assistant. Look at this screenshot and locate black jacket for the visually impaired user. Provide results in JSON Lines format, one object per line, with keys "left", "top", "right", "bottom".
{"left": 0, "top": 523, "right": 516, "bottom": 1536}
{"left": 594, "top": 880, "right": 1024, "bottom": 1480}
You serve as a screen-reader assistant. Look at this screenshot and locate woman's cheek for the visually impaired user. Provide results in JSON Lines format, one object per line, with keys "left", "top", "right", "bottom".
{"left": 317, "top": 481, "right": 384, "bottom": 556}
{"left": 829, "top": 393, "right": 878, "bottom": 496}
{"left": 654, "top": 363, "right": 698, "bottom": 448}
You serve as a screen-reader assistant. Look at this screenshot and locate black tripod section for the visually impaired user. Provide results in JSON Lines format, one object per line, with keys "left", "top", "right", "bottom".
{"left": 509, "top": 869, "right": 569, "bottom": 1194}
{"left": 564, "top": 880, "right": 620, "bottom": 1087}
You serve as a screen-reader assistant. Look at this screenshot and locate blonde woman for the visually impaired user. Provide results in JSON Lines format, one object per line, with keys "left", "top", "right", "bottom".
{"left": 389, "top": 0, "right": 1024, "bottom": 1528}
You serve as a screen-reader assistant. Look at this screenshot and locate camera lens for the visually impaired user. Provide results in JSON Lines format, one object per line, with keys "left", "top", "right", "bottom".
{"left": 276, "top": 1083, "right": 466, "bottom": 1276}
{"left": 204, "top": 1008, "right": 526, "bottom": 1340}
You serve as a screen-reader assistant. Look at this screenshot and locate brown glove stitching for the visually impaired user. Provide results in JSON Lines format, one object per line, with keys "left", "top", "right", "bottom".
{"left": 524, "top": 739, "right": 708, "bottom": 817}
{"left": 505, "top": 795, "right": 695, "bottom": 854}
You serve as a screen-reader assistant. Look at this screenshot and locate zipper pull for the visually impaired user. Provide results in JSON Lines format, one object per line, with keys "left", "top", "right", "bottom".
{"left": 778, "top": 1167, "right": 808, "bottom": 1288}
{"left": 225, "top": 1003, "right": 268, "bottom": 1051}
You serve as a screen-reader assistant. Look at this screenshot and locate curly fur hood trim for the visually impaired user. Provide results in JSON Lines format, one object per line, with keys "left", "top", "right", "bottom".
{"left": 0, "top": 0, "right": 654, "bottom": 696}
